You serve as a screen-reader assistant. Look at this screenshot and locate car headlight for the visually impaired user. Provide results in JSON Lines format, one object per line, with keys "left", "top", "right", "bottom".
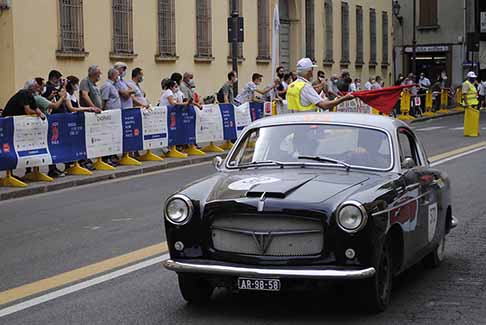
{"left": 165, "top": 195, "right": 193, "bottom": 225}
{"left": 337, "top": 201, "right": 368, "bottom": 233}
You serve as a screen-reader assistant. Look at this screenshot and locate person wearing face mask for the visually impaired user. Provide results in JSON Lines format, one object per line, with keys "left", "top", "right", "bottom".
{"left": 286, "top": 58, "right": 353, "bottom": 113}
{"left": 159, "top": 79, "right": 181, "bottom": 106}
{"left": 101, "top": 68, "right": 122, "bottom": 110}
{"left": 126, "top": 68, "right": 150, "bottom": 108}
{"left": 180, "top": 72, "right": 202, "bottom": 109}
{"left": 418, "top": 73, "right": 431, "bottom": 90}
{"left": 42, "top": 70, "right": 63, "bottom": 102}
{"left": 326, "top": 75, "right": 340, "bottom": 100}
{"left": 350, "top": 78, "right": 361, "bottom": 92}
{"left": 462, "top": 71, "right": 479, "bottom": 109}
{"left": 113, "top": 62, "right": 135, "bottom": 109}
{"left": 80, "top": 65, "right": 103, "bottom": 110}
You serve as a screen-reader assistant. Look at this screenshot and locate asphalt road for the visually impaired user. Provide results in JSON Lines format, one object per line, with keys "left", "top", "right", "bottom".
{"left": 1, "top": 113, "right": 486, "bottom": 324}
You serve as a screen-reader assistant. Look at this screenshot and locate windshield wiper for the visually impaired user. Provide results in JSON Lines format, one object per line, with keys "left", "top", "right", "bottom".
{"left": 297, "top": 155, "right": 351, "bottom": 171}
{"left": 237, "top": 160, "right": 287, "bottom": 169}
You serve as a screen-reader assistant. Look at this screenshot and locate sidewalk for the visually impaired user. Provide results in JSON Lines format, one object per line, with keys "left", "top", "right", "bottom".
{"left": 0, "top": 151, "right": 226, "bottom": 201}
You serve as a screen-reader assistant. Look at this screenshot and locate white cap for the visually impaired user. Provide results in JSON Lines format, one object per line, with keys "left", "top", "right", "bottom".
{"left": 467, "top": 71, "right": 477, "bottom": 78}
{"left": 113, "top": 61, "right": 128, "bottom": 69}
{"left": 296, "top": 58, "right": 318, "bottom": 71}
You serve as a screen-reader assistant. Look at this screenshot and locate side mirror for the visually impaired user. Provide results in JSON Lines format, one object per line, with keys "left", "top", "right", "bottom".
{"left": 401, "top": 157, "right": 416, "bottom": 170}
{"left": 213, "top": 156, "right": 223, "bottom": 171}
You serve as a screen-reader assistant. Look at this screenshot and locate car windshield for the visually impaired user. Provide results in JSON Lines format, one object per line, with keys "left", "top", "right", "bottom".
{"left": 228, "top": 124, "right": 392, "bottom": 170}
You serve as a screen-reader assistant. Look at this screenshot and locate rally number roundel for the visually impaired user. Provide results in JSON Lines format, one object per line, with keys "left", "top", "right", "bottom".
{"left": 228, "top": 176, "right": 280, "bottom": 191}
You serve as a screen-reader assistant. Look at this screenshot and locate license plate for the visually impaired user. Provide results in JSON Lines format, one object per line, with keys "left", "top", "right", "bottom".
{"left": 237, "top": 278, "right": 281, "bottom": 292}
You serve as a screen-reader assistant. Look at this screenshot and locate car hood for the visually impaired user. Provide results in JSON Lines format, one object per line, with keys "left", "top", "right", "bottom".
{"left": 205, "top": 169, "right": 370, "bottom": 204}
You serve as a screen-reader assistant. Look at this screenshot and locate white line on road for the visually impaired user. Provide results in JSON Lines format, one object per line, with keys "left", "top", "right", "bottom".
{"left": 0, "top": 254, "right": 169, "bottom": 318}
{"left": 415, "top": 126, "right": 446, "bottom": 131}
{"left": 450, "top": 127, "right": 464, "bottom": 131}
{"left": 430, "top": 147, "right": 486, "bottom": 167}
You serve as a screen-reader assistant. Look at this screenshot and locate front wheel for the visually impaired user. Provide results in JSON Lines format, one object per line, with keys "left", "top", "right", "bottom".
{"left": 178, "top": 274, "right": 214, "bottom": 304}
{"left": 423, "top": 236, "right": 446, "bottom": 268}
{"left": 361, "top": 239, "right": 393, "bottom": 313}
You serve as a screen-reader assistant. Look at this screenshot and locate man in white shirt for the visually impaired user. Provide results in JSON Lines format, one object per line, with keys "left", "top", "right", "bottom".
{"left": 126, "top": 67, "right": 149, "bottom": 108}
{"left": 234, "top": 73, "right": 273, "bottom": 105}
{"left": 364, "top": 78, "right": 373, "bottom": 90}
{"left": 418, "top": 73, "right": 431, "bottom": 90}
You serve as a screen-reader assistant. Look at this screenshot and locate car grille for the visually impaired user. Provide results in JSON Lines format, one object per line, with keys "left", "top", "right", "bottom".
{"left": 210, "top": 214, "right": 323, "bottom": 257}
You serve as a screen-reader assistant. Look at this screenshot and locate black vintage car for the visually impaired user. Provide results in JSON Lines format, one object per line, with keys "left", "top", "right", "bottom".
{"left": 162, "top": 113, "right": 457, "bottom": 312}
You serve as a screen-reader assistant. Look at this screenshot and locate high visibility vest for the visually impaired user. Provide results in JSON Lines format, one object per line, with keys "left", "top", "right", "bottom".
{"left": 462, "top": 80, "right": 479, "bottom": 106}
{"left": 287, "top": 80, "right": 317, "bottom": 112}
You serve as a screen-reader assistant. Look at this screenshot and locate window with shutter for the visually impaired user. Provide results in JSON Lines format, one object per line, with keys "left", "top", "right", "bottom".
{"left": 341, "top": 1, "right": 349, "bottom": 64}
{"left": 195, "top": 0, "right": 213, "bottom": 59}
{"left": 324, "top": 0, "right": 333, "bottom": 64}
{"left": 419, "top": 0, "right": 438, "bottom": 27}
{"left": 382, "top": 11, "right": 389, "bottom": 65}
{"left": 369, "top": 8, "right": 377, "bottom": 66}
{"left": 257, "top": 0, "right": 270, "bottom": 61}
{"left": 355, "top": 5, "right": 364, "bottom": 65}
{"left": 305, "top": 0, "right": 315, "bottom": 61}
{"left": 112, "top": 0, "right": 134, "bottom": 56}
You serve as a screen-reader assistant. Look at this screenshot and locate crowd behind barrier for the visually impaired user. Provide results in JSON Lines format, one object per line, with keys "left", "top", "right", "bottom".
{"left": 0, "top": 102, "right": 271, "bottom": 173}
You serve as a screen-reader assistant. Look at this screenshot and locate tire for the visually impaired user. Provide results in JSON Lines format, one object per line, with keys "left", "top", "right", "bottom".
{"left": 423, "top": 236, "right": 446, "bottom": 268}
{"left": 361, "top": 239, "right": 393, "bottom": 313}
{"left": 178, "top": 274, "right": 214, "bottom": 304}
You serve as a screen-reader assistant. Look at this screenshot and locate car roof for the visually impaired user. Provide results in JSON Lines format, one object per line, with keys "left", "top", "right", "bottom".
{"left": 250, "top": 112, "right": 409, "bottom": 133}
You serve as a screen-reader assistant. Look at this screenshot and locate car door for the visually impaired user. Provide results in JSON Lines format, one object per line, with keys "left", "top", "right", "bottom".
{"left": 397, "top": 127, "right": 427, "bottom": 261}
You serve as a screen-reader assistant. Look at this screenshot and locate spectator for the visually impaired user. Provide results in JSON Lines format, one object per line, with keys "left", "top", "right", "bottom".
{"left": 180, "top": 72, "right": 202, "bottom": 109}
{"left": 1, "top": 79, "right": 46, "bottom": 177}
{"left": 372, "top": 76, "right": 383, "bottom": 90}
{"left": 234, "top": 73, "right": 273, "bottom": 105}
{"left": 42, "top": 70, "right": 63, "bottom": 101}
{"left": 364, "top": 78, "right": 373, "bottom": 90}
{"left": 1, "top": 79, "right": 45, "bottom": 119}
{"left": 170, "top": 72, "right": 186, "bottom": 104}
{"left": 64, "top": 76, "right": 101, "bottom": 113}
{"left": 79, "top": 65, "right": 102, "bottom": 109}
{"left": 327, "top": 75, "right": 340, "bottom": 99}
{"left": 440, "top": 71, "right": 448, "bottom": 89}
{"left": 126, "top": 68, "right": 149, "bottom": 108}
{"left": 101, "top": 68, "right": 121, "bottom": 110}
{"left": 113, "top": 62, "right": 134, "bottom": 109}
{"left": 395, "top": 73, "right": 405, "bottom": 86}
{"left": 479, "top": 79, "right": 486, "bottom": 108}
{"left": 337, "top": 70, "right": 352, "bottom": 92}
{"left": 418, "top": 73, "right": 431, "bottom": 90}
{"left": 33, "top": 77, "right": 66, "bottom": 114}
{"left": 276, "top": 66, "right": 285, "bottom": 80}
{"left": 291, "top": 71, "right": 298, "bottom": 82}
{"left": 159, "top": 79, "right": 180, "bottom": 106}
{"left": 217, "top": 71, "right": 238, "bottom": 105}
{"left": 350, "top": 78, "right": 361, "bottom": 92}
{"left": 402, "top": 73, "right": 419, "bottom": 116}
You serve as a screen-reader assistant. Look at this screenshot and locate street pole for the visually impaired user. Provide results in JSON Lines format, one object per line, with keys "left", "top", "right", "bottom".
{"left": 412, "top": 0, "right": 417, "bottom": 77}
{"left": 231, "top": 0, "right": 239, "bottom": 96}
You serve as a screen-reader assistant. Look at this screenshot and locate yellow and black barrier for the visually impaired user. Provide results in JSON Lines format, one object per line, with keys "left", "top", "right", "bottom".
{"left": 398, "top": 90, "right": 415, "bottom": 121}
{"left": 464, "top": 107, "right": 481, "bottom": 137}
{"left": 422, "top": 91, "right": 435, "bottom": 117}
{"left": 436, "top": 88, "right": 450, "bottom": 115}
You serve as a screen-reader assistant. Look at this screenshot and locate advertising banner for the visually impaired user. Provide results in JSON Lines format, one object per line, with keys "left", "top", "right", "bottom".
{"left": 219, "top": 104, "right": 237, "bottom": 140}
{"left": 167, "top": 105, "right": 196, "bottom": 146}
{"left": 13, "top": 116, "right": 52, "bottom": 168}
{"left": 234, "top": 102, "right": 252, "bottom": 137}
{"left": 0, "top": 117, "right": 17, "bottom": 170}
{"left": 142, "top": 106, "right": 168, "bottom": 150}
{"left": 47, "top": 112, "right": 86, "bottom": 164}
{"left": 195, "top": 104, "right": 224, "bottom": 143}
{"left": 122, "top": 109, "right": 143, "bottom": 153}
{"left": 85, "top": 110, "right": 123, "bottom": 159}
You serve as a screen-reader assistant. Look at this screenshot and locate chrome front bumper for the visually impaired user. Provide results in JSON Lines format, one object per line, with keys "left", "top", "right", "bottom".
{"left": 163, "top": 259, "right": 376, "bottom": 280}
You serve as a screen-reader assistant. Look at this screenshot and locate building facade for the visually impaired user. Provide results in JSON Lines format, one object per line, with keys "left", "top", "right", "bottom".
{"left": 393, "top": 0, "right": 480, "bottom": 87}
{"left": 0, "top": 0, "right": 392, "bottom": 107}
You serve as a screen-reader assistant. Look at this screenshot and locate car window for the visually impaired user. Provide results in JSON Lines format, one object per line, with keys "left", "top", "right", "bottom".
{"left": 398, "top": 128, "right": 421, "bottom": 166}
{"left": 228, "top": 124, "right": 392, "bottom": 170}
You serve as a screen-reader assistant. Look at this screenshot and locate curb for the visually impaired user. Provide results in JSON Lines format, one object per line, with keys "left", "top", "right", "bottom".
{"left": 0, "top": 153, "right": 226, "bottom": 201}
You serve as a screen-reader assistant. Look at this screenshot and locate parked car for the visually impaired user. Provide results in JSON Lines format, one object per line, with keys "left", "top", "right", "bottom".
{"left": 162, "top": 112, "right": 457, "bottom": 312}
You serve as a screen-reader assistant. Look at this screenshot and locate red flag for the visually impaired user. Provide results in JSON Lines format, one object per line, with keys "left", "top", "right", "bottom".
{"left": 352, "top": 85, "right": 415, "bottom": 115}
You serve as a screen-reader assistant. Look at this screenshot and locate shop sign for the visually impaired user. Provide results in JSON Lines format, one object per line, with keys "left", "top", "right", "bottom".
{"left": 404, "top": 46, "right": 449, "bottom": 53}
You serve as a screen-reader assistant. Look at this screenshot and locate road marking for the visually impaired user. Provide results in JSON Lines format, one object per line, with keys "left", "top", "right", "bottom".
{"left": 415, "top": 126, "right": 446, "bottom": 131}
{"left": 450, "top": 127, "right": 464, "bottom": 131}
{"left": 429, "top": 141, "right": 486, "bottom": 163}
{"left": 0, "top": 254, "right": 169, "bottom": 318}
{"left": 1, "top": 141, "right": 486, "bottom": 317}
{"left": 0, "top": 242, "right": 167, "bottom": 307}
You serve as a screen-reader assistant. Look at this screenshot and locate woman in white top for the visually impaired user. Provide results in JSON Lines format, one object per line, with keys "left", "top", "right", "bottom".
{"left": 65, "top": 76, "right": 101, "bottom": 113}
{"left": 159, "top": 79, "right": 180, "bottom": 106}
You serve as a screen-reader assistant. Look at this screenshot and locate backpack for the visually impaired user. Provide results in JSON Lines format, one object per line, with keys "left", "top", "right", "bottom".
{"left": 216, "top": 86, "right": 225, "bottom": 103}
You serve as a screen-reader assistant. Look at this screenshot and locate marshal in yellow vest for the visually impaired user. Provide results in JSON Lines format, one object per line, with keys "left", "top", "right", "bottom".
{"left": 287, "top": 80, "right": 317, "bottom": 112}
{"left": 462, "top": 80, "right": 479, "bottom": 107}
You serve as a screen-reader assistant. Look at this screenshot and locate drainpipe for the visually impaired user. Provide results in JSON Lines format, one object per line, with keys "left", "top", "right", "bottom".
{"left": 463, "top": 0, "right": 467, "bottom": 76}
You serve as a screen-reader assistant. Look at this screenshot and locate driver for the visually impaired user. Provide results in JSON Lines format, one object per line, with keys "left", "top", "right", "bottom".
{"left": 290, "top": 125, "right": 320, "bottom": 158}
{"left": 347, "top": 129, "right": 389, "bottom": 168}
